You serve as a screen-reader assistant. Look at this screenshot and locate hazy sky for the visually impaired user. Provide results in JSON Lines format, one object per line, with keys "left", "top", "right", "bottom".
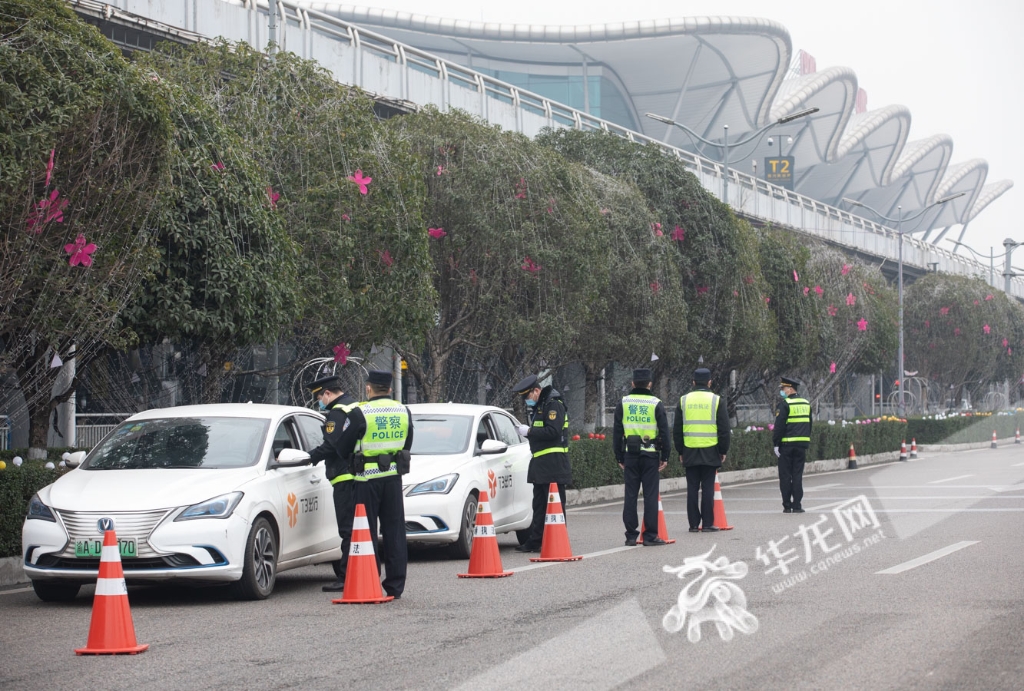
{"left": 340, "top": 0, "right": 1022, "bottom": 264}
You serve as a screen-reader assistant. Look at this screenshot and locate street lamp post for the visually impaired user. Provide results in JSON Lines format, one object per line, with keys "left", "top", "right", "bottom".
{"left": 645, "top": 108, "right": 818, "bottom": 207}
{"left": 841, "top": 193, "right": 965, "bottom": 418}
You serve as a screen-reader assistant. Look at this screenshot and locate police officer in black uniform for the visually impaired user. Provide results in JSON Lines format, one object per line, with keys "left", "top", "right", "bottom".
{"left": 305, "top": 375, "right": 358, "bottom": 592}
{"left": 674, "top": 368, "right": 731, "bottom": 532}
{"left": 333, "top": 370, "right": 412, "bottom": 599}
{"left": 772, "top": 375, "right": 813, "bottom": 514}
{"left": 511, "top": 374, "right": 573, "bottom": 553}
{"left": 613, "top": 368, "right": 670, "bottom": 546}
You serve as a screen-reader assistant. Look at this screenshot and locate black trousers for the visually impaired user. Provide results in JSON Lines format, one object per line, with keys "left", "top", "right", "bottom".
{"left": 355, "top": 475, "right": 407, "bottom": 597}
{"left": 778, "top": 445, "right": 808, "bottom": 510}
{"left": 685, "top": 466, "right": 717, "bottom": 529}
{"left": 527, "top": 482, "right": 567, "bottom": 548}
{"left": 331, "top": 481, "right": 355, "bottom": 578}
{"left": 623, "top": 455, "right": 661, "bottom": 540}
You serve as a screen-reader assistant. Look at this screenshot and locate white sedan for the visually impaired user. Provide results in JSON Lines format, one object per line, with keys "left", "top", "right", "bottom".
{"left": 404, "top": 403, "right": 534, "bottom": 557}
{"left": 22, "top": 404, "right": 339, "bottom": 601}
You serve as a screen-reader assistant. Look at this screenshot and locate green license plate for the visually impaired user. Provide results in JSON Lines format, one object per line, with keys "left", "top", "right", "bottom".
{"left": 75, "top": 538, "right": 137, "bottom": 558}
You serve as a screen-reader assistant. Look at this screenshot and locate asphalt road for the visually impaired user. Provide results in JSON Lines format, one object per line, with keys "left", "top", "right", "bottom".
{"left": 3, "top": 443, "right": 1023, "bottom": 690}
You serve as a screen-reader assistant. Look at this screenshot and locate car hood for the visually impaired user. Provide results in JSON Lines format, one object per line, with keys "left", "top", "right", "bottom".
{"left": 404, "top": 454, "right": 471, "bottom": 487}
{"left": 43, "top": 467, "right": 262, "bottom": 512}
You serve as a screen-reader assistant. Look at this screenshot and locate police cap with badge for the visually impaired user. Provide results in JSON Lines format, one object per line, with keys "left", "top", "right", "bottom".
{"left": 780, "top": 375, "right": 801, "bottom": 389}
{"left": 512, "top": 374, "right": 539, "bottom": 397}
{"left": 309, "top": 375, "right": 343, "bottom": 396}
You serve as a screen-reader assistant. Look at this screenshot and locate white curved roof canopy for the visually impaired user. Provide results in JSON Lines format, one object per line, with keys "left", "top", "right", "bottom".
{"left": 966, "top": 180, "right": 1013, "bottom": 224}
{"left": 851, "top": 134, "right": 954, "bottom": 220}
{"left": 904, "top": 158, "right": 988, "bottom": 233}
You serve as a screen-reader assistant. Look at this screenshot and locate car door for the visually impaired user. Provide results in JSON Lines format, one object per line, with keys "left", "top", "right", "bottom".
{"left": 268, "top": 416, "right": 324, "bottom": 562}
{"left": 294, "top": 413, "right": 338, "bottom": 556}
{"left": 476, "top": 414, "right": 515, "bottom": 525}
{"left": 490, "top": 411, "right": 532, "bottom": 523}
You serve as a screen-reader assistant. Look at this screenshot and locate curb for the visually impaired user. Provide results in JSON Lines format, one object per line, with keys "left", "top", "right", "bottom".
{"left": 0, "top": 556, "right": 26, "bottom": 588}
{"left": 564, "top": 435, "right": 1016, "bottom": 507}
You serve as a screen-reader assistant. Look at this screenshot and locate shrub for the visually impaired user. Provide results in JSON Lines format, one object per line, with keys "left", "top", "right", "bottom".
{"left": 0, "top": 460, "right": 68, "bottom": 558}
{"left": 907, "top": 413, "right": 1024, "bottom": 445}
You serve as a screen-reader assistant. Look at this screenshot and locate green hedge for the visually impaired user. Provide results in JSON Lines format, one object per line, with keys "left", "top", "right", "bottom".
{"left": 906, "top": 413, "right": 1024, "bottom": 445}
{"left": 0, "top": 460, "right": 68, "bottom": 559}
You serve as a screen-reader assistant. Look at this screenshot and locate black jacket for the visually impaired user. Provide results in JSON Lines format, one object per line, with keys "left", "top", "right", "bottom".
{"left": 613, "top": 388, "right": 671, "bottom": 463}
{"left": 525, "top": 385, "right": 573, "bottom": 485}
{"left": 773, "top": 395, "right": 813, "bottom": 449}
{"left": 308, "top": 392, "right": 358, "bottom": 483}
{"left": 673, "top": 385, "right": 731, "bottom": 468}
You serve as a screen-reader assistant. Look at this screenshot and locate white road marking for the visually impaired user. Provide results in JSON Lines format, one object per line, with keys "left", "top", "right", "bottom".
{"left": 928, "top": 474, "right": 975, "bottom": 484}
{"left": 804, "top": 483, "right": 843, "bottom": 492}
{"left": 876, "top": 541, "right": 979, "bottom": 575}
{"left": 510, "top": 545, "right": 635, "bottom": 573}
{"left": 1012, "top": 462, "right": 1024, "bottom": 467}
{"left": 0, "top": 587, "right": 33, "bottom": 596}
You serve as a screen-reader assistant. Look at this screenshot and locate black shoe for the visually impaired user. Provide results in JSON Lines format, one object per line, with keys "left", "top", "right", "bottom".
{"left": 793, "top": 508, "right": 806, "bottom": 513}
{"left": 688, "top": 528, "right": 700, "bottom": 533}
{"left": 644, "top": 536, "right": 668, "bottom": 546}
{"left": 783, "top": 508, "right": 793, "bottom": 513}
{"left": 625, "top": 538, "right": 637, "bottom": 546}
{"left": 514, "top": 544, "right": 539, "bottom": 553}
{"left": 702, "top": 526, "right": 721, "bottom": 532}
{"left": 321, "top": 579, "right": 345, "bottom": 592}
{"left": 387, "top": 593, "right": 401, "bottom": 600}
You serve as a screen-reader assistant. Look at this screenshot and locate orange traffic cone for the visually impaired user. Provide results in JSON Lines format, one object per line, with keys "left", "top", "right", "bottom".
{"left": 333, "top": 504, "right": 393, "bottom": 604}
{"left": 1015, "top": 427, "right": 1021, "bottom": 444}
{"left": 530, "top": 483, "right": 582, "bottom": 562}
{"left": 710, "top": 472, "right": 734, "bottom": 530}
{"left": 75, "top": 530, "right": 148, "bottom": 655}
{"left": 458, "top": 491, "right": 512, "bottom": 578}
{"left": 910, "top": 438, "right": 918, "bottom": 458}
{"left": 848, "top": 443, "right": 858, "bottom": 470}
{"left": 991, "top": 430, "right": 998, "bottom": 449}
{"left": 637, "top": 494, "right": 676, "bottom": 544}
{"left": 899, "top": 440, "right": 908, "bottom": 461}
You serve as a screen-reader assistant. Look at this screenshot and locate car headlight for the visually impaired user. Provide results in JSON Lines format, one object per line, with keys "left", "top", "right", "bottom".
{"left": 26, "top": 494, "right": 56, "bottom": 522}
{"left": 175, "top": 492, "right": 243, "bottom": 521}
{"left": 407, "top": 473, "right": 459, "bottom": 496}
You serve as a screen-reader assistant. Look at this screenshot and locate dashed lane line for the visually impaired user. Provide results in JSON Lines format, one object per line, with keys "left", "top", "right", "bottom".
{"left": 510, "top": 545, "right": 637, "bottom": 573}
{"left": 0, "top": 587, "right": 33, "bottom": 596}
{"left": 875, "top": 541, "right": 979, "bottom": 575}
{"left": 928, "top": 474, "right": 975, "bottom": 484}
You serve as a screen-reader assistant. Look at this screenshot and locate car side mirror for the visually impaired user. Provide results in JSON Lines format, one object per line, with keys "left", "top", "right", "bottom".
{"left": 476, "top": 439, "right": 508, "bottom": 455}
{"left": 65, "top": 451, "right": 87, "bottom": 468}
{"left": 271, "top": 448, "right": 311, "bottom": 468}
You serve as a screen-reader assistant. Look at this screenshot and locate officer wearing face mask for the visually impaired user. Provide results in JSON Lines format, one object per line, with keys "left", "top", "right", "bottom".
{"left": 306, "top": 375, "right": 358, "bottom": 592}
{"left": 772, "top": 376, "right": 812, "bottom": 514}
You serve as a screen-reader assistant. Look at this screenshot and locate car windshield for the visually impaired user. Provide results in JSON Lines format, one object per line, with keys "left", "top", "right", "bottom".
{"left": 82, "top": 417, "right": 270, "bottom": 470}
{"left": 410, "top": 415, "right": 473, "bottom": 455}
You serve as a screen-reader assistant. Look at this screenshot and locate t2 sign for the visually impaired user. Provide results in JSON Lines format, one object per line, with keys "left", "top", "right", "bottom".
{"left": 764, "top": 156, "right": 795, "bottom": 190}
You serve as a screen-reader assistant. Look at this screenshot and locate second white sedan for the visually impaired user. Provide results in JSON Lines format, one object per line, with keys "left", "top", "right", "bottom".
{"left": 403, "top": 403, "right": 534, "bottom": 557}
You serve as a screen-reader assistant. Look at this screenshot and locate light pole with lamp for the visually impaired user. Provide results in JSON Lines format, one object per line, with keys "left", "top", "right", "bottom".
{"left": 840, "top": 193, "right": 966, "bottom": 418}
{"left": 645, "top": 108, "right": 818, "bottom": 206}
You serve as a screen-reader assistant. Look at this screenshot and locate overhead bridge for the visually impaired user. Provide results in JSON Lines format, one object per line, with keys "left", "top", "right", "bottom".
{"left": 71, "top": 0, "right": 1024, "bottom": 301}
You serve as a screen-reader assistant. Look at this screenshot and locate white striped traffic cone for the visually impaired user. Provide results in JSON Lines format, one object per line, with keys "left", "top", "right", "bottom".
{"left": 711, "top": 472, "right": 734, "bottom": 530}
{"left": 458, "top": 491, "right": 512, "bottom": 578}
{"left": 333, "top": 504, "right": 393, "bottom": 604}
{"left": 75, "top": 530, "right": 148, "bottom": 655}
{"left": 530, "top": 484, "right": 582, "bottom": 562}
{"left": 910, "top": 438, "right": 918, "bottom": 459}
{"left": 991, "top": 430, "right": 998, "bottom": 449}
{"left": 899, "top": 440, "right": 908, "bottom": 461}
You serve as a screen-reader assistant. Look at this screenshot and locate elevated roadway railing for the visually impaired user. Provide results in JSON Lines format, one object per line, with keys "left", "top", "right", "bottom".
{"left": 73, "top": 0, "right": 1024, "bottom": 301}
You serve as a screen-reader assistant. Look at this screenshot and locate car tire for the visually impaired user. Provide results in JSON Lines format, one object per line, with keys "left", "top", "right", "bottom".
{"left": 230, "top": 517, "right": 277, "bottom": 600}
{"left": 31, "top": 580, "right": 81, "bottom": 602}
{"left": 515, "top": 529, "right": 531, "bottom": 546}
{"left": 449, "top": 493, "right": 478, "bottom": 559}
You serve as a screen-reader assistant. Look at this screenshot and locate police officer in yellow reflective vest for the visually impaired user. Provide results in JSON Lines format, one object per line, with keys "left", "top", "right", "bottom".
{"left": 305, "top": 376, "right": 358, "bottom": 592}
{"left": 334, "top": 370, "right": 412, "bottom": 598}
{"left": 673, "top": 368, "right": 731, "bottom": 532}
{"left": 613, "top": 368, "right": 670, "bottom": 546}
{"left": 511, "top": 374, "right": 573, "bottom": 553}
{"left": 773, "top": 375, "right": 812, "bottom": 514}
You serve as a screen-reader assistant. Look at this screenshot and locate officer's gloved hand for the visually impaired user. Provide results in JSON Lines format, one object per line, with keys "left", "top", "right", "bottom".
{"left": 517, "top": 424, "right": 530, "bottom": 437}
{"left": 773, "top": 446, "right": 780, "bottom": 458}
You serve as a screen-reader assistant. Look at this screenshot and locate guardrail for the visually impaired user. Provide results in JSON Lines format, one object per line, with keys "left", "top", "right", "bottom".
{"left": 74, "top": 0, "right": 1024, "bottom": 300}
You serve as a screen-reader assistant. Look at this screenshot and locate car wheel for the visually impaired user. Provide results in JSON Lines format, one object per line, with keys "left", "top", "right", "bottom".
{"left": 230, "top": 517, "right": 277, "bottom": 600}
{"left": 449, "top": 493, "right": 478, "bottom": 559}
{"left": 515, "top": 529, "right": 531, "bottom": 546}
{"left": 31, "top": 580, "right": 81, "bottom": 602}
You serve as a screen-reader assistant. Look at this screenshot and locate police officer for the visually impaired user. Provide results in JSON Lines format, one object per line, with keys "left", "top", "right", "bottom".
{"left": 511, "top": 374, "right": 572, "bottom": 553}
{"left": 613, "top": 368, "right": 670, "bottom": 546}
{"left": 306, "top": 375, "right": 358, "bottom": 592}
{"left": 674, "top": 368, "right": 731, "bottom": 533}
{"left": 333, "top": 370, "right": 411, "bottom": 599}
{"left": 773, "top": 376, "right": 812, "bottom": 514}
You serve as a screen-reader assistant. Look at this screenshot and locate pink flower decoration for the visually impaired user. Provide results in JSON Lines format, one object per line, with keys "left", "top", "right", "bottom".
{"left": 342, "top": 214, "right": 351, "bottom": 222}
{"left": 26, "top": 189, "right": 68, "bottom": 232}
{"left": 436, "top": 165, "right": 445, "bottom": 176}
{"left": 599, "top": 208, "right": 611, "bottom": 216}
{"left": 924, "top": 320, "right": 930, "bottom": 328}
{"left": 768, "top": 424, "right": 775, "bottom": 431}
{"left": 521, "top": 256, "right": 541, "bottom": 274}
{"left": 954, "top": 328, "right": 961, "bottom": 336}
{"left": 764, "top": 296, "right": 771, "bottom": 304}
{"left": 845, "top": 292, "right": 856, "bottom": 306}
{"left": 841, "top": 264, "right": 851, "bottom": 275}
{"left": 974, "top": 300, "right": 979, "bottom": 306}
{"left": 64, "top": 234, "right": 96, "bottom": 267}
{"left": 857, "top": 318, "right": 868, "bottom": 331}
{"left": 347, "top": 169, "right": 372, "bottom": 195}
{"left": 793, "top": 270, "right": 799, "bottom": 282}
{"left": 696, "top": 285, "right": 709, "bottom": 295}
{"left": 939, "top": 306, "right": 949, "bottom": 316}
{"left": 827, "top": 305, "right": 837, "bottom": 316}
{"left": 650, "top": 281, "right": 661, "bottom": 294}
{"left": 547, "top": 198, "right": 556, "bottom": 214}
{"left": 985, "top": 294, "right": 994, "bottom": 301}
{"left": 378, "top": 249, "right": 393, "bottom": 267}
{"left": 266, "top": 186, "right": 279, "bottom": 209}
{"left": 983, "top": 324, "right": 991, "bottom": 335}
{"left": 744, "top": 276, "right": 754, "bottom": 284}
{"left": 332, "top": 342, "right": 350, "bottom": 365}
{"left": 671, "top": 225, "right": 685, "bottom": 241}
{"left": 211, "top": 161, "right": 225, "bottom": 172}
{"left": 829, "top": 362, "right": 836, "bottom": 374}
{"left": 651, "top": 222, "right": 663, "bottom": 237}
{"left": 514, "top": 178, "right": 527, "bottom": 199}
{"left": 470, "top": 269, "right": 479, "bottom": 286}
{"left": 428, "top": 227, "right": 446, "bottom": 240}
{"left": 733, "top": 290, "right": 739, "bottom": 297}
{"left": 814, "top": 285, "right": 823, "bottom": 297}
{"left": 803, "top": 287, "right": 810, "bottom": 296}
{"left": 1003, "top": 338, "right": 1009, "bottom": 348}
{"left": 45, "top": 149, "right": 55, "bottom": 187}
